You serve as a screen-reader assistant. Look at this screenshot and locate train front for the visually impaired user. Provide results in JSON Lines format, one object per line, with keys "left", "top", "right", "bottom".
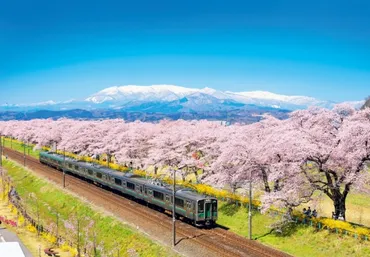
{"left": 197, "top": 197, "right": 218, "bottom": 226}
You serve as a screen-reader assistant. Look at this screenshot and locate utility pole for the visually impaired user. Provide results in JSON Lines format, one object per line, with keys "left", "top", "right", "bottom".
{"left": 37, "top": 198, "right": 40, "bottom": 237}
{"left": 77, "top": 218, "right": 81, "bottom": 257}
{"left": 172, "top": 169, "right": 176, "bottom": 247}
{"left": 248, "top": 178, "right": 252, "bottom": 240}
{"left": 56, "top": 211, "right": 59, "bottom": 246}
{"left": 107, "top": 153, "right": 110, "bottom": 168}
{"left": 23, "top": 142, "right": 26, "bottom": 167}
{"left": 63, "top": 148, "right": 66, "bottom": 188}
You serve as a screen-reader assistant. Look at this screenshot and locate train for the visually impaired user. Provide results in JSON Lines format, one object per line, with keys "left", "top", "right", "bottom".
{"left": 39, "top": 151, "right": 218, "bottom": 226}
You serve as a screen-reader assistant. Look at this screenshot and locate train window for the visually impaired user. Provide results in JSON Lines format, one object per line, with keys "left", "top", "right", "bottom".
{"left": 198, "top": 200, "right": 204, "bottom": 213}
{"left": 96, "top": 172, "right": 102, "bottom": 179}
{"left": 165, "top": 195, "right": 170, "bottom": 202}
{"left": 74, "top": 165, "right": 79, "bottom": 170}
{"left": 148, "top": 189, "right": 153, "bottom": 195}
{"left": 68, "top": 163, "right": 73, "bottom": 168}
{"left": 88, "top": 170, "right": 93, "bottom": 175}
{"left": 153, "top": 191, "right": 164, "bottom": 201}
{"left": 127, "top": 182, "right": 135, "bottom": 190}
{"left": 175, "top": 198, "right": 184, "bottom": 208}
{"left": 114, "top": 178, "right": 122, "bottom": 185}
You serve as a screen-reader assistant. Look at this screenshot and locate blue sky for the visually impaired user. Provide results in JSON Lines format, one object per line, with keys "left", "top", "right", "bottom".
{"left": 1, "top": 0, "right": 370, "bottom": 104}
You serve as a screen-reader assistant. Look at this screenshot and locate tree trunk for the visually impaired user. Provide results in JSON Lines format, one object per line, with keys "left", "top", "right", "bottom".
{"left": 193, "top": 168, "right": 199, "bottom": 183}
{"left": 273, "top": 179, "right": 280, "bottom": 192}
{"left": 231, "top": 184, "right": 236, "bottom": 194}
{"left": 261, "top": 168, "right": 271, "bottom": 193}
{"left": 302, "top": 160, "right": 354, "bottom": 222}
{"left": 333, "top": 193, "right": 347, "bottom": 220}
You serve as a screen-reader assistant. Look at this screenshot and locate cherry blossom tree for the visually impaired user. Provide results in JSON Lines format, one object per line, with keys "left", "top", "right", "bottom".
{"left": 1, "top": 110, "right": 370, "bottom": 221}
{"left": 260, "top": 106, "right": 370, "bottom": 219}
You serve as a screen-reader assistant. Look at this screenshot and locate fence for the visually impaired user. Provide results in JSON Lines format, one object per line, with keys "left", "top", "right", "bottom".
{"left": 0, "top": 173, "right": 84, "bottom": 255}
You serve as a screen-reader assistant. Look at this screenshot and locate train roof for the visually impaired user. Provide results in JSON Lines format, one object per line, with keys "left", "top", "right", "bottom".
{"left": 176, "top": 189, "right": 217, "bottom": 201}
{"left": 40, "top": 151, "right": 75, "bottom": 163}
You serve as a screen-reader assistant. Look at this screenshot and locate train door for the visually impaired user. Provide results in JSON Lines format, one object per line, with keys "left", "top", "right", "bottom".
{"left": 197, "top": 200, "right": 204, "bottom": 220}
{"left": 147, "top": 189, "right": 153, "bottom": 204}
{"left": 185, "top": 201, "right": 193, "bottom": 219}
{"left": 137, "top": 185, "right": 143, "bottom": 199}
{"left": 165, "top": 194, "right": 171, "bottom": 209}
{"left": 205, "top": 201, "right": 212, "bottom": 219}
{"left": 144, "top": 186, "right": 148, "bottom": 200}
{"left": 212, "top": 200, "right": 218, "bottom": 219}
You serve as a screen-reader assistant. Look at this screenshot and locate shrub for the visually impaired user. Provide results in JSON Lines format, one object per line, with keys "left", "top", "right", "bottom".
{"left": 18, "top": 215, "right": 25, "bottom": 226}
{"left": 60, "top": 243, "right": 71, "bottom": 252}
{"left": 26, "top": 224, "right": 37, "bottom": 233}
{"left": 41, "top": 232, "right": 57, "bottom": 244}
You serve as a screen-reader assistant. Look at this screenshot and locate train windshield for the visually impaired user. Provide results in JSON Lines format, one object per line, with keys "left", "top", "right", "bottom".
{"left": 198, "top": 200, "right": 204, "bottom": 213}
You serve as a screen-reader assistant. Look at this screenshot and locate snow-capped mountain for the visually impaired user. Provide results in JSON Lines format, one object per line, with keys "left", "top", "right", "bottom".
{"left": 85, "top": 85, "right": 229, "bottom": 104}
{"left": 0, "top": 85, "right": 364, "bottom": 114}
{"left": 85, "top": 85, "right": 347, "bottom": 110}
{"left": 231, "top": 91, "right": 324, "bottom": 106}
{"left": 119, "top": 92, "right": 246, "bottom": 114}
{"left": 1, "top": 84, "right": 365, "bottom": 122}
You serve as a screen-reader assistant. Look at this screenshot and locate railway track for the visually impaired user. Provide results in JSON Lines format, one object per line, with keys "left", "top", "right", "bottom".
{"left": 3, "top": 147, "right": 292, "bottom": 257}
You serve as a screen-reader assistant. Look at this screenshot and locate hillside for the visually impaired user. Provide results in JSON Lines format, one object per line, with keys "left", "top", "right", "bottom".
{"left": 0, "top": 106, "right": 290, "bottom": 123}
{"left": 361, "top": 97, "right": 370, "bottom": 109}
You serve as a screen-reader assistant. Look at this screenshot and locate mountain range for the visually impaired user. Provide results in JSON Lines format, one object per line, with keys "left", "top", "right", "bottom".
{"left": 0, "top": 85, "right": 365, "bottom": 122}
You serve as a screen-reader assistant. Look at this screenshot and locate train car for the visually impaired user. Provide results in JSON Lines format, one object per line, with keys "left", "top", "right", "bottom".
{"left": 39, "top": 151, "right": 217, "bottom": 226}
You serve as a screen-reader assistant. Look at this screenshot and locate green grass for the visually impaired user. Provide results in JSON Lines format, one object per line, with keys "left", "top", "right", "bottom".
{"left": 300, "top": 191, "right": 370, "bottom": 226}
{"left": 217, "top": 202, "right": 370, "bottom": 257}
{"left": 217, "top": 201, "right": 278, "bottom": 238}
{"left": 2, "top": 159, "right": 177, "bottom": 257}
{"left": 2, "top": 137, "right": 40, "bottom": 159}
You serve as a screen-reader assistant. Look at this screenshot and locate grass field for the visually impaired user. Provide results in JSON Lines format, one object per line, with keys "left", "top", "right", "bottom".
{"left": 306, "top": 192, "right": 370, "bottom": 226}
{"left": 2, "top": 137, "right": 40, "bottom": 159}
{"left": 2, "top": 159, "right": 176, "bottom": 257}
{"left": 217, "top": 202, "right": 370, "bottom": 257}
